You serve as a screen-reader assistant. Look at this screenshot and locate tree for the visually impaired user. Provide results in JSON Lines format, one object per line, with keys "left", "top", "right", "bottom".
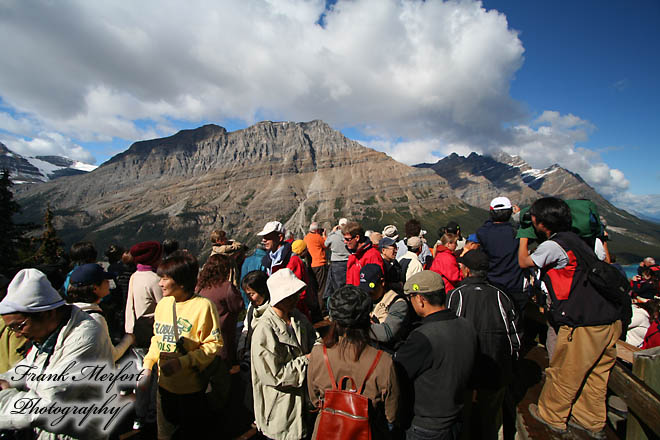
{"left": 32, "top": 205, "right": 65, "bottom": 266}
{"left": 0, "top": 169, "right": 23, "bottom": 276}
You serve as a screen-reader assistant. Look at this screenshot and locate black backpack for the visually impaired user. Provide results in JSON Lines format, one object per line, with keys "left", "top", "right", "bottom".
{"left": 569, "top": 239, "right": 630, "bottom": 307}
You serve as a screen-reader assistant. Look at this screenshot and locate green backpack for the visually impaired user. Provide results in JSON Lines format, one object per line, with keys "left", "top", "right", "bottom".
{"left": 516, "top": 199, "right": 603, "bottom": 240}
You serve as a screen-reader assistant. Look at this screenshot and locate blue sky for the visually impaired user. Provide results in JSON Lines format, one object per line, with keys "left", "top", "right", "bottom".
{"left": 0, "top": 0, "right": 658, "bottom": 217}
{"left": 482, "top": 0, "right": 660, "bottom": 196}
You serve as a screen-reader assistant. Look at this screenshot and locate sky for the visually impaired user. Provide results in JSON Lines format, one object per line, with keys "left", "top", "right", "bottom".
{"left": 0, "top": 0, "right": 658, "bottom": 219}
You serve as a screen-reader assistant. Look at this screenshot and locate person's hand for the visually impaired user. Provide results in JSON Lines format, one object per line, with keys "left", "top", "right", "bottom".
{"left": 632, "top": 275, "right": 641, "bottom": 282}
{"left": 0, "top": 379, "right": 10, "bottom": 390}
{"left": 137, "top": 369, "right": 151, "bottom": 391}
{"left": 160, "top": 358, "right": 182, "bottom": 377}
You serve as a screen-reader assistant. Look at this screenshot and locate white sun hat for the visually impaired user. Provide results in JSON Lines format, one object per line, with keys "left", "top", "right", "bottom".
{"left": 267, "top": 269, "right": 307, "bottom": 306}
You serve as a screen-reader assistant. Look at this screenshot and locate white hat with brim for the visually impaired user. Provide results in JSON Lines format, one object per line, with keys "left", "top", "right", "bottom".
{"left": 0, "top": 269, "right": 65, "bottom": 315}
{"left": 257, "top": 221, "right": 285, "bottom": 236}
{"left": 267, "top": 268, "right": 306, "bottom": 306}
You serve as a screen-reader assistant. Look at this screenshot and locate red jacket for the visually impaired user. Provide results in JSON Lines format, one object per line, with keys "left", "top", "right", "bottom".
{"left": 262, "top": 242, "right": 311, "bottom": 318}
{"left": 642, "top": 321, "right": 660, "bottom": 350}
{"left": 430, "top": 245, "right": 463, "bottom": 292}
{"left": 346, "top": 241, "right": 384, "bottom": 286}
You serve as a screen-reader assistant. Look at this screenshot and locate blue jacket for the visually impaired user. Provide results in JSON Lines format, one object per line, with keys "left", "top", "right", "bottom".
{"left": 239, "top": 248, "right": 267, "bottom": 307}
{"left": 476, "top": 220, "right": 524, "bottom": 296}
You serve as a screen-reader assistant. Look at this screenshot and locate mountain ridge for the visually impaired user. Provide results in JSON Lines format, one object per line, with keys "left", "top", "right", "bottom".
{"left": 14, "top": 120, "right": 469, "bottom": 258}
{"left": 10, "top": 121, "right": 659, "bottom": 263}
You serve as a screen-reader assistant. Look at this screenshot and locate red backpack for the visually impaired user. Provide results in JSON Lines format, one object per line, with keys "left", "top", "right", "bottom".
{"left": 315, "top": 345, "right": 383, "bottom": 440}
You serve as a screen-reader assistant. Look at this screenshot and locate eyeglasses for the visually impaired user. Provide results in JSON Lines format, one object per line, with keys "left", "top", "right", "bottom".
{"left": 7, "top": 318, "right": 29, "bottom": 334}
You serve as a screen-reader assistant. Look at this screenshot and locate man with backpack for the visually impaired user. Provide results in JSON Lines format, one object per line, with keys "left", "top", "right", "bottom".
{"left": 518, "top": 197, "right": 621, "bottom": 438}
{"left": 395, "top": 271, "right": 477, "bottom": 440}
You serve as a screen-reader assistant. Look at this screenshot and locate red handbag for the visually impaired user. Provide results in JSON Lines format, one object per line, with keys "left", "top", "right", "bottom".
{"left": 315, "top": 345, "right": 383, "bottom": 440}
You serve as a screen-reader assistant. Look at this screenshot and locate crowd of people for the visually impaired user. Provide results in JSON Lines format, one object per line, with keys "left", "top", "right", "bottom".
{"left": 0, "top": 195, "right": 658, "bottom": 440}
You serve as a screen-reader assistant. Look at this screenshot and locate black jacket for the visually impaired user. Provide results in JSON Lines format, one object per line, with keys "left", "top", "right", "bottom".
{"left": 542, "top": 231, "right": 620, "bottom": 327}
{"left": 448, "top": 277, "right": 520, "bottom": 388}
{"left": 394, "top": 310, "right": 476, "bottom": 431}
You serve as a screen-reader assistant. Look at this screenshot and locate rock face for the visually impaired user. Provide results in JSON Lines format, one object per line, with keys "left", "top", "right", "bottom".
{"left": 417, "top": 152, "right": 660, "bottom": 260}
{"left": 0, "top": 142, "right": 45, "bottom": 183}
{"left": 15, "top": 121, "right": 467, "bottom": 256}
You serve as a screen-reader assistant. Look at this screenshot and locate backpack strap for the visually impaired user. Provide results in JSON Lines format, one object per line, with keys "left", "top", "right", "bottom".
{"left": 322, "top": 345, "right": 339, "bottom": 390}
{"left": 358, "top": 350, "right": 383, "bottom": 394}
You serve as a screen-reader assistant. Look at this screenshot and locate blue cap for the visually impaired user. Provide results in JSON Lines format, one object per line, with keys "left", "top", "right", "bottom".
{"left": 467, "top": 233, "right": 479, "bottom": 243}
{"left": 378, "top": 236, "right": 397, "bottom": 251}
{"left": 359, "top": 264, "right": 384, "bottom": 293}
{"left": 70, "top": 264, "right": 113, "bottom": 286}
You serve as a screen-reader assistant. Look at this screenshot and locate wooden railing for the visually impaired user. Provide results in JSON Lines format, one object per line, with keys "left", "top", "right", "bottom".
{"left": 610, "top": 343, "right": 660, "bottom": 439}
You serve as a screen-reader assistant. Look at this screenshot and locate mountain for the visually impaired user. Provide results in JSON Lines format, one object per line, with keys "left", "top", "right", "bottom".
{"left": 13, "top": 123, "right": 658, "bottom": 263}
{"left": 0, "top": 142, "right": 95, "bottom": 183}
{"left": 417, "top": 152, "right": 660, "bottom": 262}
{"left": 14, "top": 121, "right": 482, "bottom": 258}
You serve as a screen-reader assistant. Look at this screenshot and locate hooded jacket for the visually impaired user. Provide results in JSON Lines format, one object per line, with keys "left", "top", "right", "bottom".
{"left": 429, "top": 245, "right": 462, "bottom": 292}
{"left": 250, "top": 305, "right": 319, "bottom": 440}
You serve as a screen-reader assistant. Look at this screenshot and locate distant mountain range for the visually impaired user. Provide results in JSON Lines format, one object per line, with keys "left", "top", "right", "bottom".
{"left": 0, "top": 142, "right": 96, "bottom": 183}
{"left": 10, "top": 121, "right": 659, "bottom": 263}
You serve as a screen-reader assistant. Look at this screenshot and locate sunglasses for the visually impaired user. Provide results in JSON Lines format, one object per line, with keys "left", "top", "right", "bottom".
{"left": 7, "top": 318, "right": 29, "bottom": 334}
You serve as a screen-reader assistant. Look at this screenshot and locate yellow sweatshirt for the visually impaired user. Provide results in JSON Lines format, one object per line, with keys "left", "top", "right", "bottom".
{"left": 143, "top": 295, "right": 223, "bottom": 394}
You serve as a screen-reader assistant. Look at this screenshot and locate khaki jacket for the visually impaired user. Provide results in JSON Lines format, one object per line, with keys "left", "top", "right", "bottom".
{"left": 251, "top": 305, "right": 319, "bottom": 440}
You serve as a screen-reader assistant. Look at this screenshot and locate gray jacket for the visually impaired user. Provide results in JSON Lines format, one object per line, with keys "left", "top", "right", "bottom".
{"left": 325, "top": 230, "right": 350, "bottom": 262}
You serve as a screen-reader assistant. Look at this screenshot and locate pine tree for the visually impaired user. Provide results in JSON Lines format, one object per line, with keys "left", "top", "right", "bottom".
{"left": 0, "top": 169, "right": 23, "bottom": 276}
{"left": 33, "top": 205, "right": 65, "bottom": 266}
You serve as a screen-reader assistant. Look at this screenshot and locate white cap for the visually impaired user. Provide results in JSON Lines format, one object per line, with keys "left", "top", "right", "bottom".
{"left": 382, "top": 225, "right": 399, "bottom": 240}
{"left": 0, "top": 269, "right": 66, "bottom": 314}
{"left": 338, "top": 218, "right": 348, "bottom": 227}
{"left": 490, "top": 196, "right": 512, "bottom": 211}
{"left": 257, "top": 221, "right": 286, "bottom": 236}
{"left": 267, "top": 269, "right": 306, "bottom": 306}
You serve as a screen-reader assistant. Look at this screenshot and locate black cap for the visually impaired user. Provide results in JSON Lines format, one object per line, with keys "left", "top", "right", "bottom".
{"left": 445, "top": 221, "right": 460, "bottom": 234}
{"left": 458, "top": 250, "right": 490, "bottom": 271}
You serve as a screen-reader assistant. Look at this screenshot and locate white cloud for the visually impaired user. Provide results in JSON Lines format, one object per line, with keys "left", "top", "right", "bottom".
{"left": 0, "top": 1, "right": 649, "bottom": 216}
{"left": 0, "top": 0, "right": 523, "bottom": 146}
{"left": 4, "top": 132, "right": 95, "bottom": 164}
{"left": 499, "top": 111, "right": 629, "bottom": 198}
{"left": 362, "top": 137, "right": 474, "bottom": 165}
{"left": 610, "top": 193, "right": 660, "bottom": 222}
